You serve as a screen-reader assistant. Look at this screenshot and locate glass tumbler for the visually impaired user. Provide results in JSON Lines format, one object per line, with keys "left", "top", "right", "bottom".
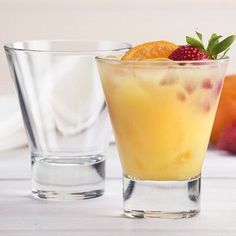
{"left": 4, "top": 40, "right": 131, "bottom": 200}
{"left": 96, "top": 56, "right": 228, "bottom": 218}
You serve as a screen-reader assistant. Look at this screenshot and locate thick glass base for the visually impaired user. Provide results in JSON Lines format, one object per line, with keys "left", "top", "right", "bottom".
{"left": 123, "top": 175, "right": 200, "bottom": 219}
{"left": 31, "top": 153, "right": 105, "bottom": 200}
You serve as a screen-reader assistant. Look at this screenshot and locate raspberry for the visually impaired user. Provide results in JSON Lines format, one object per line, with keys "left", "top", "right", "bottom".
{"left": 169, "top": 45, "right": 210, "bottom": 61}
{"left": 216, "top": 121, "right": 236, "bottom": 154}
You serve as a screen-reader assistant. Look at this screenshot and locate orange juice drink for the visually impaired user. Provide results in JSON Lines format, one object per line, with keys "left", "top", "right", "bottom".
{"left": 96, "top": 57, "right": 228, "bottom": 219}
{"left": 98, "top": 60, "right": 226, "bottom": 181}
{"left": 96, "top": 33, "right": 233, "bottom": 218}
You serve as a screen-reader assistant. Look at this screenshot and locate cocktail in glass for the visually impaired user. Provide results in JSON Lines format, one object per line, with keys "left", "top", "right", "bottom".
{"left": 96, "top": 56, "right": 228, "bottom": 218}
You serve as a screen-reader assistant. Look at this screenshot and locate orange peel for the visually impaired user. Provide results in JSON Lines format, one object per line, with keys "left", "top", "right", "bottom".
{"left": 121, "top": 41, "right": 178, "bottom": 61}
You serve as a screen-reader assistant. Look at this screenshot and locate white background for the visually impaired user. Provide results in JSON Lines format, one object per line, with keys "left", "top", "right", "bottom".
{"left": 0, "top": 0, "right": 236, "bottom": 95}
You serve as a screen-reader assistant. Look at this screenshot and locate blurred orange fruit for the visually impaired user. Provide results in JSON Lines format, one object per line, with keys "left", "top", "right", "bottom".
{"left": 211, "top": 74, "right": 236, "bottom": 144}
{"left": 121, "top": 41, "right": 178, "bottom": 60}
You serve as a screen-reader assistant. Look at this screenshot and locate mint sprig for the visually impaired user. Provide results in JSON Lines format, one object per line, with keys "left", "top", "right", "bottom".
{"left": 186, "top": 31, "right": 236, "bottom": 59}
{"left": 186, "top": 36, "right": 205, "bottom": 50}
{"left": 206, "top": 34, "right": 222, "bottom": 55}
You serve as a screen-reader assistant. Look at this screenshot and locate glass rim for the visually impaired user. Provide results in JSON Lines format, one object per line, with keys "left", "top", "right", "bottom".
{"left": 95, "top": 55, "right": 229, "bottom": 66}
{"left": 4, "top": 40, "right": 132, "bottom": 53}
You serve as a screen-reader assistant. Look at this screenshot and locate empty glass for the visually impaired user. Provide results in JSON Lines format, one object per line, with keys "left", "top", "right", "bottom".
{"left": 4, "top": 40, "right": 131, "bottom": 200}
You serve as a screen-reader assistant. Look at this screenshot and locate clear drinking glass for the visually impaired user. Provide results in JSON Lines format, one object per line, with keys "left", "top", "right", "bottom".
{"left": 4, "top": 40, "right": 131, "bottom": 200}
{"left": 96, "top": 56, "right": 228, "bottom": 218}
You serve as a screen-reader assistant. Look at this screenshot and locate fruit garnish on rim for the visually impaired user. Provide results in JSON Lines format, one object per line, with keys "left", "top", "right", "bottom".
{"left": 169, "top": 32, "right": 236, "bottom": 60}
{"left": 121, "top": 31, "right": 236, "bottom": 61}
{"left": 121, "top": 41, "right": 178, "bottom": 60}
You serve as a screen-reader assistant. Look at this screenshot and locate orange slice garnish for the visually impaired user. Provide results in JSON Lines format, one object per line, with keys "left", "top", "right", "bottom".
{"left": 121, "top": 41, "right": 178, "bottom": 61}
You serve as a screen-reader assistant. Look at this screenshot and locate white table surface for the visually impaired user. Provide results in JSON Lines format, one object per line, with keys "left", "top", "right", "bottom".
{"left": 0, "top": 145, "right": 236, "bottom": 236}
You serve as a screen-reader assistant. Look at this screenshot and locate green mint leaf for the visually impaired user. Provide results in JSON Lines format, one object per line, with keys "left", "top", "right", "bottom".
{"left": 211, "top": 33, "right": 218, "bottom": 39}
{"left": 186, "top": 36, "right": 204, "bottom": 50}
{"left": 220, "top": 48, "right": 230, "bottom": 59}
{"left": 185, "top": 31, "right": 235, "bottom": 59}
{"left": 196, "top": 31, "right": 203, "bottom": 42}
{"left": 211, "top": 35, "right": 236, "bottom": 58}
{"left": 207, "top": 34, "right": 222, "bottom": 55}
